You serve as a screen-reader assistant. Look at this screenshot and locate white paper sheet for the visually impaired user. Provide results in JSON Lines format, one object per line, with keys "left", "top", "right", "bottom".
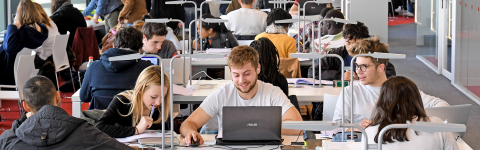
{"left": 172, "top": 84, "right": 193, "bottom": 96}
{"left": 116, "top": 130, "right": 173, "bottom": 143}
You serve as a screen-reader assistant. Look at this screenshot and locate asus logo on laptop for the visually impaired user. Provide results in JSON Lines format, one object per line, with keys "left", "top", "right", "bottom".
{"left": 247, "top": 123, "right": 257, "bottom": 127}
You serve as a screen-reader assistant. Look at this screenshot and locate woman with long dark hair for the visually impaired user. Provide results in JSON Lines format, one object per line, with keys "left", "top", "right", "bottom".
{"left": 365, "top": 76, "right": 458, "bottom": 149}
{"left": 250, "top": 38, "right": 288, "bottom": 96}
{"left": 192, "top": 14, "right": 239, "bottom": 50}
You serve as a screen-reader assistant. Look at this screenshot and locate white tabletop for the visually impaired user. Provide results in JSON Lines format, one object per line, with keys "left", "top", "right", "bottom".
{"left": 71, "top": 80, "right": 342, "bottom": 117}
{"left": 0, "top": 91, "right": 20, "bottom": 100}
{"left": 191, "top": 57, "right": 314, "bottom": 67}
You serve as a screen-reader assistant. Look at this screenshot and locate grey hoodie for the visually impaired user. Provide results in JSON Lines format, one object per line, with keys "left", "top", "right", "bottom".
{"left": 0, "top": 105, "right": 132, "bottom": 150}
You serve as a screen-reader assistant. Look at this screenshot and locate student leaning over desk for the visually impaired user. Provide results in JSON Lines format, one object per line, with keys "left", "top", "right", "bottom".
{"left": 95, "top": 65, "right": 172, "bottom": 138}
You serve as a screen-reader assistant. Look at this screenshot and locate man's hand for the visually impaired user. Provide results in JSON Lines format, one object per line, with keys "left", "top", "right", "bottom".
{"left": 360, "top": 119, "right": 372, "bottom": 129}
{"left": 178, "top": 22, "right": 183, "bottom": 28}
{"left": 92, "top": 14, "right": 100, "bottom": 24}
{"left": 183, "top": 131, "right": 204, "bottom": 146}
{"left": 344, "top": 71, "right": 359, "bottom": 80}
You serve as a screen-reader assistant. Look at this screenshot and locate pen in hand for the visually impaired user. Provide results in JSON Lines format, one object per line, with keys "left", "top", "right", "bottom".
{"left": 149, "top": 105, "right": 155, "bottom": 118}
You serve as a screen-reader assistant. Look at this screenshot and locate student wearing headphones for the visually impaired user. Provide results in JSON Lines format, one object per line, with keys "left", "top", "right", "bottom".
{"left": 95, "top": 66, "right": 172, "bottom": 138}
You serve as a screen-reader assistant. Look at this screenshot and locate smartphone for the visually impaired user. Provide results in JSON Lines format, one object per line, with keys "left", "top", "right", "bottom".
{"left": 291, "top": 142, "right": 304, "bottom": 145}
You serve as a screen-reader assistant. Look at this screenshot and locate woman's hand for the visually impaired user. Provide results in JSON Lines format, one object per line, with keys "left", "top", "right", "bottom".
{"left": 135, "top": 116, "right": 153, "bottom": 134}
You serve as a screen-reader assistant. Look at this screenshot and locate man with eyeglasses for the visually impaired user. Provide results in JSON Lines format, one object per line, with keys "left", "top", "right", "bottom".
{"left": 332, "top": 36, "right": 450, "bottom": 128}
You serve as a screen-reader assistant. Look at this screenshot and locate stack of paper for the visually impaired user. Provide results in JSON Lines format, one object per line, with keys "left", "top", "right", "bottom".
{"left": 206, "top": 48, "right": 231, "bottom": 56}
{"left": 116, "top": 130, "right": 174, "bottom": 143}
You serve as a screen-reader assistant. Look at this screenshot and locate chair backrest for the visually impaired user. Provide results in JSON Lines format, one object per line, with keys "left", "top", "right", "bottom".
{"left": 323, "top": 94, "right": 339, "bottom": 121}
{"left": 237, "top": 40, "right": 254, "bottom": 46}
{"left": 288, "top": 95, "right": 301, "bottom": 114}
{"left": 279, "top": 58, "right": 302, "bottom": 78}
{"left": 14, "top": 48, "right": 34, "bottom": 76}
{"left": 224, "top": 66, "right": 232, "bottom": 80}
{"left": 180, "top": 40, "right": 189, "bottom": 53}
{"left": 52, "top": 34, "right": 70, "bottom": 72}
{"left": 15, "top": 55, "right": 35, "bottom": 100}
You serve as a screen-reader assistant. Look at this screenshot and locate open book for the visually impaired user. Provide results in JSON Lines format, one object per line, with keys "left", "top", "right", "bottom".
{"left": 287, "top": 78, "right": 333, "bottom": 85}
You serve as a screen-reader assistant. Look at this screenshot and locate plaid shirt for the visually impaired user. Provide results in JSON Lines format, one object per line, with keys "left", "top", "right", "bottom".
{"left": 293, "top": 21, "right": 319, "bottom": 52}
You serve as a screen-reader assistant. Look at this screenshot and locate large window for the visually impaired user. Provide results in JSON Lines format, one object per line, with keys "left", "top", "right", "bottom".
{"left": 34, "top": 0, "right": 86, "bottom": 16}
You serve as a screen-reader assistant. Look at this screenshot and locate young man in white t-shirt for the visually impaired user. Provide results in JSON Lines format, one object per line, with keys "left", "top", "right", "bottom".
{"left": 180, "top": 46, "right": 303, "bottom": 146}
{"left": 332, "top": 36, "right": 450, "bottom": 127}
{"left": 225, "top": 0, "right": 268, "bottom": 35}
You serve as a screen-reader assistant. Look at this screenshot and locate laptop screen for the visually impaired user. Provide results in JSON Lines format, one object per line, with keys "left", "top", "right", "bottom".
{"left": 141, "top": 57, "right": 158, "bottom": 65}
{"left": 222, "top": 106, "right": 282, "bottom": 141}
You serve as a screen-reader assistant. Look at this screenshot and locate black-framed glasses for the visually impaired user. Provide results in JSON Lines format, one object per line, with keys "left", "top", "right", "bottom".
{"left": 355, "top": 64, "right": 371, "bottom": 72}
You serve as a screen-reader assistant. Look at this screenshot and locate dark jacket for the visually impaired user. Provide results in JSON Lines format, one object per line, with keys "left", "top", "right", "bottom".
{"left": 0, "top": 105, "right": 132, "bottom": 150}
{"left": 72, "top": 26, "right": 100, "bottom": 67}
{"left": 96, "top": 95, "right": 170, "bottom": 138}
{"left": 0, "top": 24, "right": 48, "bottom": 85}
{"left": 308, "top": 46, "right": 396, "bottom": 80}
{"left": 80, "top": 48, "right": 152, "bottom": 108}
{"left": 150, "top": 0, "right": 185, "bottom": 30}
{"left": 201, "top": 32, "right": 239, "bottom": 50}
{"left": 50, "top": 2, "right": 87, "bottom": 48}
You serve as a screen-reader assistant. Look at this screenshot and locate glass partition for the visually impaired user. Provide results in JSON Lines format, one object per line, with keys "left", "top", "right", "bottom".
{"left": 416, "top": 0, "right": 439, "bottom": 72}
{"left": 454, "top": 0, "right": 480, "bottom": 103}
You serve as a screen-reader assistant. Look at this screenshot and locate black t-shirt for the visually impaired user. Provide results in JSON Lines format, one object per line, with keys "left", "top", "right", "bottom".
{"left": 95, "top": 95, "right": 170, "bottom": 138}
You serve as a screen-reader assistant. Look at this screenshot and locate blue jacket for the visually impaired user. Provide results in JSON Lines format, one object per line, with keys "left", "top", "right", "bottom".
{"left": 79, "top": 48, "right": 152, "bottom": 107}
{"left": 0, "top": 24, "right": 48, "bottom": 85}
{"left": 82, "top": 0, "right": 124, "bottom": 17}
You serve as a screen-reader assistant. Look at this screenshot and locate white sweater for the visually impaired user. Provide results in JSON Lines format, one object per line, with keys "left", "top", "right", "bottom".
{"left": 364, "top": 117, "right": 459, "bottom": 150}
{"left": 332, "top": 82, "right": 450, "bottom": 124}
{"left": 35, "top": 20, "right": 60, "bottom": 60}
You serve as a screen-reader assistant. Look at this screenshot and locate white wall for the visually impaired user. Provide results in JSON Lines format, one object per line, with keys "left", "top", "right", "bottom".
{"left": 349, "top": 0, "right": 388, "bottom": 44}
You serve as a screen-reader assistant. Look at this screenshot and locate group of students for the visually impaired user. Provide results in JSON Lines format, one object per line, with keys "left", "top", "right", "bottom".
{"left": 0, "top": 1, "right": 462, "bottom": 150}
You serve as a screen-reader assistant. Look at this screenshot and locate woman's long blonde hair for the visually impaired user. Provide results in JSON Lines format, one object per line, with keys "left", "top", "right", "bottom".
{"left": 33, "top": 3, "right": 52, "bottom": 28}
{"left": 16, "top": 0, "right": 41, "bottom": 26}
{"left": 117, "top": 65, "right": 171, "bottom": 127}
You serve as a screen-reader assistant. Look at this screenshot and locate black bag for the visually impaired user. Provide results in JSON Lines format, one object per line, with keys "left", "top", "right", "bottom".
{"left": 59, "top": 70, "right": 85, "bottom": 92}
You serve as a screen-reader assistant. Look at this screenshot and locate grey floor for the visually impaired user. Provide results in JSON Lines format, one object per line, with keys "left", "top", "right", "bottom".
{"left": 388, "top": 23, "right": 479, "bottom": 149}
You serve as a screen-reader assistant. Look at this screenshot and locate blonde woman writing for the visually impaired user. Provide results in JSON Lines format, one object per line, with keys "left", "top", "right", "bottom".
{"left": 96, "top": 65, "right": 171, "bottom": 138}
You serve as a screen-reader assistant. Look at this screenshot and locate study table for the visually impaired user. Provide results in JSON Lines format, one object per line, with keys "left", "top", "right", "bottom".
{"left": 71, "top": 80, "right": 342, "bottom": 118}
{"left": 126, "top": 134, "right": 473, "bottom": 150}
{"left": 85, "top": 20, "right": 105, "bottom": 31}
{"left": 191, "top": 57, "right": 314, "bottom": 67}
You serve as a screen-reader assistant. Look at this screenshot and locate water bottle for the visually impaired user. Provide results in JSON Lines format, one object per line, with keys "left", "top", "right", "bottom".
{"left": 86, "top": 56, "right": 93, "bottom": 69}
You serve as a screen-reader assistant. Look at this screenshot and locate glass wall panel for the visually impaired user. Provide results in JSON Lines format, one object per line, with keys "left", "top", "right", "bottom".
{"left": 417, "top": 0, "right": 439, "bottom": 69}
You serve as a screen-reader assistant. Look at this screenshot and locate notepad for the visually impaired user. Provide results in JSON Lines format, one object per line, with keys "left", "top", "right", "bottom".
{"left": 116, "top": 130, "right": 174, "bottom": 143}
{"left": 287, "top": 78, "right": 333, "bottom": 85}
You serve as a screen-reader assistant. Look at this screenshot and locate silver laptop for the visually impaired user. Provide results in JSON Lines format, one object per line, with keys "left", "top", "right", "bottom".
{"left": 222, "top": 106, "right": 282, "bottom": 141}
{"left": 140, "top": 57, "right": 191, "bottom": 85}
{"left": 424, "top": 104, "right": 472, "bottom": 137}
